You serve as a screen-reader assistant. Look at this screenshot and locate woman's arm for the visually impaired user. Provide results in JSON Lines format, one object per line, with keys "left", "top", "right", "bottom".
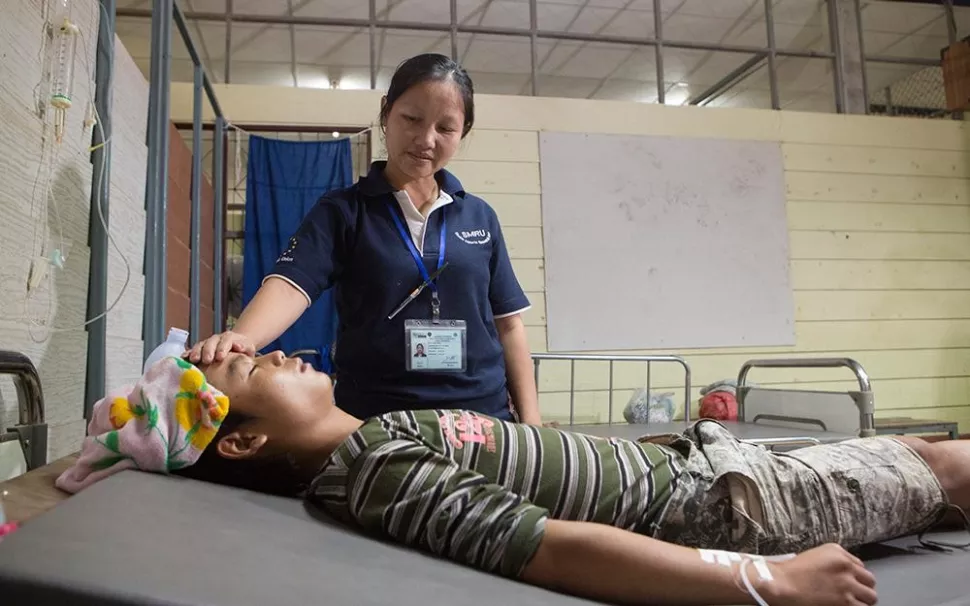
{"left": 235, "top": 277, "right": 310, "bottom": 350}
{"left": 496, "top": 314, "right": 541, "bottom": 425}
{"left": 187, "top": 277, "right": 308, "bottom": 364}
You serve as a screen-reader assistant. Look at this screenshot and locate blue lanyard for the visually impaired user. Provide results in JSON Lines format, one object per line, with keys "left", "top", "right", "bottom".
{"left": 386, "top": 201, "right": 447, "bottom": 293}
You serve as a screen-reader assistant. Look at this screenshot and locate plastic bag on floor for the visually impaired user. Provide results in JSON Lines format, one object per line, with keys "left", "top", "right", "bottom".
{"left": 623, "top": 389, "right": 675, "bottom": 424}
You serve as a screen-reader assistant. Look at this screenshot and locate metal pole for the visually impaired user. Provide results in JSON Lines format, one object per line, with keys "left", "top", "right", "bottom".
{"left": 827, "top": 0, "right": 845, "bottom": 113}
{"left": 85, "top": 0, "right": 115, "bottom": 420}
{"left": 157, "top": 0, "right": 173, "bottom": 341}
{"left": 608, "top": 360, "right": 614, "bottom": 425}
{"left": 286, "top": 0, "right": 298, "bottom": 86}
{"left": 646, "top": 361, "right": 651, "bottom": 403}
{"left": 653, "top": 0, "right": 664, "bottom": 103}
{"left": 853, "top": 0, "right": 869, "bottom": 113}
{"left": 224, "top": 0, "right": 233, "bottom": 83}
{"left": 116, "top": 7, "right": 836, "bottom": 60}
{"left": 450, "top": 0, "right": 458, "bottom": 61}
{"left": 944, "top": 0, "right": 962, "bottom": 120}
{"left": 764, "top": 0, "right": 780, "bottom": 109}
{"left": 689, "top": 53, "right": 765, "bottom": 105}
{"left": 944, "top": 0, "right": 958, "bottom": 44}
{"left": 190, "top": 65, "right": 203, "bottom": 343}
{"left": 369, "top": 0, "right": 377, "bottom": 89}
{"left": 142, "top": 0, "right": 163, "bottom": 360}
{"left": 213, "top": 116, "right": 226, "bottom": 334}
{"left": 569, "top": 359, "right": 576, "bottom": 425}
{"left": 529, "top": 0, "right": 538, "bottom": 95}
{"left": 828, "top": 0, "right": 866, "bottom": 114}
{"left": 172, "top": 4, "right": 224, "bottom": 117}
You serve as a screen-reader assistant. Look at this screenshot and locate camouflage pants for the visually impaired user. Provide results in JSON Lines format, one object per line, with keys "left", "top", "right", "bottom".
{"left": 647, "top": 420, "right": 949, "bottom": 555}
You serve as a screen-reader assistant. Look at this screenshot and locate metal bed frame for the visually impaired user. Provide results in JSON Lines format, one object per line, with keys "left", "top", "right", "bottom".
{"left": 532, "top": 353, "right": 693, "bottom": 426}
{"left": 0, "top": 351, "right": 47, "bottom": 474}
{"left": 544, "top": 353, "right": 876, "bottom": 448}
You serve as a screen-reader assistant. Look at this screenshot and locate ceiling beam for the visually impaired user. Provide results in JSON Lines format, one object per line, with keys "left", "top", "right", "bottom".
{"left": 417, "top": 0, "right": 491, "bottom": 56}
{"left": 517, "top": 0, "right": 592, "bottom": 95}
{"left": 309, "top": 0, "right": 408, "bottom": 69}
{"left": 688, "top": 53, "right": 766, "bottom": 105}
{"left": 286, "top": 0, "right": 297, "bottom": 86}
{"left": 459, "top": 0, "right": 496, "bottom": 64}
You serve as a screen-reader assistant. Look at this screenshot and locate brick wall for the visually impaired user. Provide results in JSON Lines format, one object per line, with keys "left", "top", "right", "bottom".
{"left": 166, "top": 122, "right": 216, "bottom": 340}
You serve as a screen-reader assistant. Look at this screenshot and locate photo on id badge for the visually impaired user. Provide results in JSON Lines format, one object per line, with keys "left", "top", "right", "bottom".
{"left": 406, "top": 320, "right": 466, "bottom": 371}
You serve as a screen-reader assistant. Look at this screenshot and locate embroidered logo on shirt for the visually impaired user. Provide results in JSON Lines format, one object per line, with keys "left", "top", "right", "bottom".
{"left": 440, "top": 412, "right": 496, "bottom": 452}
{"left": 277, "top": 237, "right": 298, "bottom": 263}
{"left": 455, "top": 229, "right": 491, "bottom": 245}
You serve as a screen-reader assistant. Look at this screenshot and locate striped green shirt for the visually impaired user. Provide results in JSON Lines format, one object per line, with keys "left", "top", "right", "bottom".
{"left": 307, "top": 410, "right": 683, "bottom": 578}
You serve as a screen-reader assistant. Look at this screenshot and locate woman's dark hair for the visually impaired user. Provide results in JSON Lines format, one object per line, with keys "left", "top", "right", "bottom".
{"left": 379, "top": 53, "right": 475, "bottom": 138}
{"left": 171, "top": 411, "right": 309, "bottom": 498}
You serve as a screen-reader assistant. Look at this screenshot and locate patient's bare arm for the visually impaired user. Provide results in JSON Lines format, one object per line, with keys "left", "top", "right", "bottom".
{"left": 521, "top": 519, "right": 877, "bottom": 606}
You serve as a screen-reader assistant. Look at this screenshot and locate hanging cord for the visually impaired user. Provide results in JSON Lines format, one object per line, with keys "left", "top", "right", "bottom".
{"left": 223, "top": 121, "right": 373, "bottom": 189}
{"left": 15, "top": 1, "right": 132, "bottom": 342}
{"left": 224, "top": 121, "right": 373, "bottom": 141}
{"left": 917, "top": 504, "right": 970, "bottom": 552}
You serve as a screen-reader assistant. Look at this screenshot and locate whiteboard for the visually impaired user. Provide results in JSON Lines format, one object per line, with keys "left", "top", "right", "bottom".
{"left": 538, "top": 131, "right": 794, "bottom": 352}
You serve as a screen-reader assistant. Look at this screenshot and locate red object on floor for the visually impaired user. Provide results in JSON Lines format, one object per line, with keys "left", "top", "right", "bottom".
{"left": 699, "top": 391, "right": 738, "bottom": 422}
{"left": 0, "top": 522, "right": 18, "bottom": 539}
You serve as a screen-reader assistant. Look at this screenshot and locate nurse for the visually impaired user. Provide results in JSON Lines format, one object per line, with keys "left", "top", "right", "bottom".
{"left": 186, "top": 53, "right": 541, "bottom": 425}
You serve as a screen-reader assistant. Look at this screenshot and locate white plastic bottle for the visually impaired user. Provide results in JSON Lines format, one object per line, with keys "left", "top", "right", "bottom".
{"left": 143, "top": 327, "right": 190, "bottom": 374}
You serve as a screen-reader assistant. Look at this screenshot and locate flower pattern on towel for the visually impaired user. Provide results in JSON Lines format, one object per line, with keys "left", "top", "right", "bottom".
{"left": 54, "top": 356, "right": 232, "bottom": 493}
{"left": 174, "top": 359, "right": 230, "bottom": 451}
{"left": 109, "top": 397, "right": 134, "bottom": 429}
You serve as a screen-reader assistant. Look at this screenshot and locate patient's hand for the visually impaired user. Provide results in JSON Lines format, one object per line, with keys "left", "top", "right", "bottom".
{"left": 185, "top": 331, "right": 256, "bottom": 365}
{"left": 765, "top": 543, "right": 877, "bottom": 606}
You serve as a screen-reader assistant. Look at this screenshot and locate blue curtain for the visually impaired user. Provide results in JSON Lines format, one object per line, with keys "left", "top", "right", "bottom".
{"left": 243, "top": 135, "right": 354, "bottom": 372}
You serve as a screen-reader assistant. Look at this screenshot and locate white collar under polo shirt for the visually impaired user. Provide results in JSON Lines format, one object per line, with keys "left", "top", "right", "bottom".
{"left": 265, "top": 161, "right": 531, "bottom": 421}
{"left": 392, "top": 188, "right": 454, "bottom": 255}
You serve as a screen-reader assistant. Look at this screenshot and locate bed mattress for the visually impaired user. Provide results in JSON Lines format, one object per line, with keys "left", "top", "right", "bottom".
{"left": 0, "top": 471, "right": 967, "bottom": 606}
{"left": 567, "top": 420, "right": 856, "bottom": 443}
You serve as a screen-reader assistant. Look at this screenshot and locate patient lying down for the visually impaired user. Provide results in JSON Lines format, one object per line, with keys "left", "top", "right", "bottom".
{"left": 56, "top": 354, "right": 970, "bottom": 606}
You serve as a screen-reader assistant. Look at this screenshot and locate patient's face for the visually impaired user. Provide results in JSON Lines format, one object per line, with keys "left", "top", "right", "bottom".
{"left": 202, "top": 350, "right": 333, "bottom": 432}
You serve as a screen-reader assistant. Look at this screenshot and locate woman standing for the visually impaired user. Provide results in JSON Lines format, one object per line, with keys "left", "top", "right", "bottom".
{"left": 186, "top": 53, "right": 541, "bottom": 424}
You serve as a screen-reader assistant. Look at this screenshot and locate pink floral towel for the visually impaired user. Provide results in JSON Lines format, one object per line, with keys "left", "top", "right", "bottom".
{"left": 55, "top": 356, "right": 229, "bottom": 493}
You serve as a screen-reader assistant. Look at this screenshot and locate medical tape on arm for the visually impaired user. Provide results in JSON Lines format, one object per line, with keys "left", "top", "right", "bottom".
{"left": 698, "top": 549, "right": 796, "bottom": 606}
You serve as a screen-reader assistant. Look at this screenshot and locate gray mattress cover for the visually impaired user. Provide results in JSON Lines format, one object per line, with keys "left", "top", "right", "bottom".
{"left": 567, "top": 420, "right": 855, "bottom": 443}
{"left": 0, "top": 471, "right": 967, "bottom": 606}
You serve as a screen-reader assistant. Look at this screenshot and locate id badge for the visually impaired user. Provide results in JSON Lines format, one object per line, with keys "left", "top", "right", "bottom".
{"left": 405, "top": 319, "right": 467, "bottom": 372}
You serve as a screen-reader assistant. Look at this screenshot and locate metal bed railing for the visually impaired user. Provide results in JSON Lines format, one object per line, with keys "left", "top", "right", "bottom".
{"left": 737, "top": 357, "right": 876, "bottom": 438}
{"left": 0, "top": 350, "right": 48, "bottom": 471}
{"left": 532, "top": 353, "right": 692, "bottom": 425}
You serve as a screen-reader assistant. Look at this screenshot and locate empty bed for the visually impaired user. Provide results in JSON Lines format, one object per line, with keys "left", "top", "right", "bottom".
{"left": 551, "top": 355, "right": 879, "bottom": 447}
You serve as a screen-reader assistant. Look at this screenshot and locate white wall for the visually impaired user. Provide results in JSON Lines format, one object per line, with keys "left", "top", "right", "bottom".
{"left": 0, "top": 0, "right": 147, "bottom": 466}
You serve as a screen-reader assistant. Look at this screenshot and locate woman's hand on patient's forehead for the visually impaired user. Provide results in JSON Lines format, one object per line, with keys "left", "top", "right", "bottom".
{"left": 184, "top": 331, "right": 256, "bottom": 365}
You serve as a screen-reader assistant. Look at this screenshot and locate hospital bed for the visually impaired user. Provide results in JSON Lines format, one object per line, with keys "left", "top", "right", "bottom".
{"left": 543, "top": 354, "right": 875, "bottom": 447}
{"left": 1, "top": 350, "right": 968, "bottom": 605}
{"left": 0, "top": 351, "right": 48, "bottom": 476}
{"left": 0, "top": 470, "right": 968, "bottom": 606}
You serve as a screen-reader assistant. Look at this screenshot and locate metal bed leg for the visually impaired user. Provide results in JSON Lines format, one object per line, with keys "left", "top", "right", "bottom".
{"left": 608, "top": 360, "right": 614, "bottom": 425}
{"left": 569, "top": 360, "right": 575, "bottom": 426}
{"left": 0, "top": 351, "right": 48, "bottom": 470}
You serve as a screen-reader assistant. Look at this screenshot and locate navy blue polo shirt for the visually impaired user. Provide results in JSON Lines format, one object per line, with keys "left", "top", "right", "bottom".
{"left": 267, "top": 162, "right": 530, "bottom": 420}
